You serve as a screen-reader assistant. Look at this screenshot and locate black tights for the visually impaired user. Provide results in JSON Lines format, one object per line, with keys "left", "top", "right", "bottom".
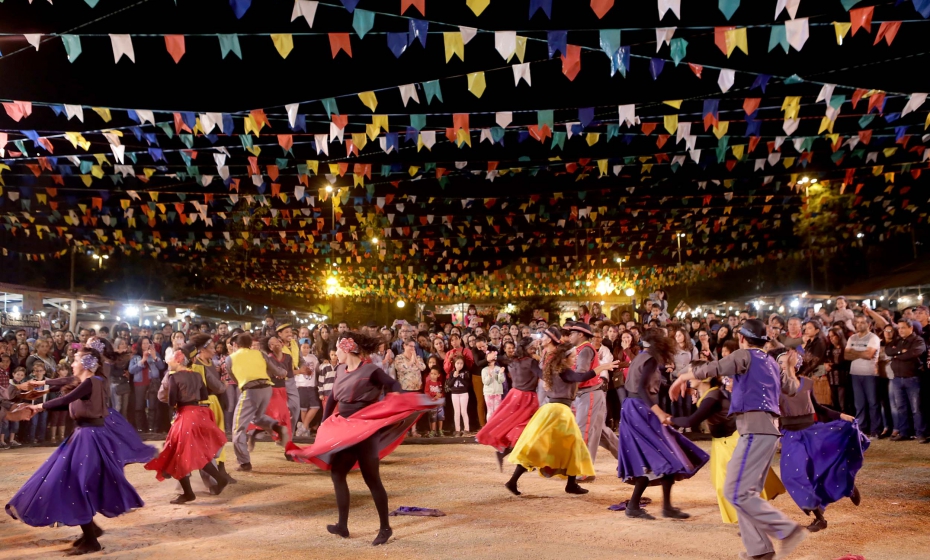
{"left": 508, "top": 464, "right": 580, "bottom": 489}
{"left": 79, "top": 522, "right": 100, "bottom": 546}
{"left": 629, "top": 475, "right": 675, "bottom": 510}
{"left": 330, "top": 436, "right": 390, "bottom": 531}
{"left": 179, "top": 462, "right": 222, "bottom": 496}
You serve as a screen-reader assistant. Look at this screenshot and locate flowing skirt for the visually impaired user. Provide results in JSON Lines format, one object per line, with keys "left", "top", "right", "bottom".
{"left": 144, "top": 406, "right": 227, "bottom": 481}
{"left": 508, "top": 403, "right": 594, "bottom": 479}
{"left": 476, "top": 388, "right": 539, "bottom": 452}
{"left": 249, "top": 387, "right": 290, "bottom": 441}
{"left": 711, "top": 433, "right": 786, "bottom": 524}
{"left": 105, "top": 408, "right": 158, "bottom": 465}
{"left": 617, "top": 398, "right": 709, "bottom": 485}
{"left": 285, "top": 392, "right": 435, "bottom": 470}
{"left": 5, "top": 424, "right": 144, "bottom": 527}
{"left": 780, "top": 420, "right": 869, "bottom": 512}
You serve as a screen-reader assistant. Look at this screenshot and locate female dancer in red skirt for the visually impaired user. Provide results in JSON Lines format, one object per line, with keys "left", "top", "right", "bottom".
{"left": 477, "top": 335, "right": 548, "bottom": 468}
{"left": 144, "top": 348, "right": 228, "bottom": 504}
{"left": 247, "top": 337, "right": 292, "bottom": 449}
{"left": 286, "top": 332, "right": 435, "bottom": 546}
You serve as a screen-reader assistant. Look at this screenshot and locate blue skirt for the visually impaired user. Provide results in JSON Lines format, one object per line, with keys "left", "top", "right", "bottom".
{"left": 5, "top": 424, "right": 145, "bottom": 527}
{"left": 617, "top": 398, "right": 710, "bottom": 485}
{"left": 105, "top": 408, "right": 158, "bottom": 465}
{"left": 780, "top": 420, "right": 870, "bottom": 511}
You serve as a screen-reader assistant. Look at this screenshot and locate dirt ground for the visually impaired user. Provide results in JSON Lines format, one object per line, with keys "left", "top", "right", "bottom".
{"left": 1, "top": 438, "right": 928, "bottom": 560}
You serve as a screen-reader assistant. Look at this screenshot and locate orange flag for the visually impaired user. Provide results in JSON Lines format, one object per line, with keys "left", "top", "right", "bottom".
{"left": 849, "top": 6, "right": 873, "bottom": 36}
{"left": 590, "top": 0, "right": 613, "bottom": 18}
{"left": 560, "top": 45, "right": 581, "bottom": 81}
{"left": 874, "top": 21, "right": 901, "bottom": 46}
{"left": 400, "top": 0, "right": 425, "bottom": 15}
{"left": 165, "top": 35, "right": 185, "bottom": 63}
{"left": 329, "top": 33, "right": 352, "bottom": 58}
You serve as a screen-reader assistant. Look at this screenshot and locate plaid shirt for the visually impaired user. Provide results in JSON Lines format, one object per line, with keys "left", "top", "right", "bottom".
{"left": 0, "top": 370, "right": 9, "bottom": 388}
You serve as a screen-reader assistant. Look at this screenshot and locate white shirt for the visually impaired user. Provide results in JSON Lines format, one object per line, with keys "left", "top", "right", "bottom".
{"left": 846, "top": 332, "right": 880, "bottom": 376}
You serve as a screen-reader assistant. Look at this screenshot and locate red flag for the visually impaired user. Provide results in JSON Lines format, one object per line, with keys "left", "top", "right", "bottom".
{"left": 874, "top": 21, "right": 901, "bottom": 46}
{"left": 400, "top": 0, "right": 425, "bottom": 15}
{"left": 329, "top": 33, "right": 352, "bottom": 58}
{"left": 688, "top": 63, "right": 703, "bottom": 78}
{"left": 590, "top": 0, "right": 614, "bottom": 19}
{"left": 850, "top": 6, "right": 873, "bottom": 36}
{"left": 560, "top": 45, "right": 582, "bottom": 81}
{"left": 165, "top": 35, "right": 185, "bottom": 63}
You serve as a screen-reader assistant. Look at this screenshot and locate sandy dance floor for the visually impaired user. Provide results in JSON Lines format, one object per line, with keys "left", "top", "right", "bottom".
{"left": 1, "top": 438, "right": 929, "bottom": 560}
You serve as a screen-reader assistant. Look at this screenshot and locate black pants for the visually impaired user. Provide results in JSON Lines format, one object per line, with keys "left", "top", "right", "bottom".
{"left": 330, "top": 436, "right": 390, "bottom": 530}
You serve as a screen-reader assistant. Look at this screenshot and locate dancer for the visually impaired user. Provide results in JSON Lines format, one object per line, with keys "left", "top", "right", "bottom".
{"left": 505, "top": 342, "right": 619, "bottom": 496}
{"left": 6, "top": 348, "right": 144, "bottom": 556}
{"left": 773, "top": 348, "right": 867, "bottom": 533}
{"left": 671, "top": 319, "right": 807, "bottom": 560}
{"left": 227, "top": 332, "right": 290, "bottom": 472}
{"left": 30, "top": 337, "right": 157, "bottom": 466}
{"left": 247, "top": 337, "right": 293, "bottom": 449}
{"left": 185, "top": 334, "right": 236, "bottom": 487}
{"left": 618, "top": 330, "right": 709, "bottom": 520}
{"left": 286, "top": 331, "right": 435, "bottom": 546}
{"left": 669, "top": 362, "right": 785, "bottom": 524}
{"left": 477, "top": 336, "right": 542, "bottom": 469}
{"left": 144, "top": 348, "right": 229, "bottom": 504}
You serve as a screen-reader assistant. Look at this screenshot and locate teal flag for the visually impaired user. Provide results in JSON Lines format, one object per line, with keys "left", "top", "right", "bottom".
{"left": 670, "top": 38, "right": 687, "bottom": 65}
{"left": 352, "top": 9, "right": 375, "bottom": 38}
{"left": 423, "top": 80, "right": 443, "bottom": 104}
{"left": 321, "top": 98, "right": 339, "bottom": 118}
{"left": 719, "top": 0, "right": 739, "bottom": 20}
{"left": 768, "top": 25, "right": 788, "bottom": 53}
{"left": 218, "top": 34, "right": 242, "bottom": 59}
{"left": 61, "top": 35, "right": 82, "bottom": 62}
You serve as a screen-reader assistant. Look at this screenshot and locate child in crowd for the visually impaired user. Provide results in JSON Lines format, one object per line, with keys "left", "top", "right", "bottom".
{"left": 296, "top": 339, "right": 321, "bottom": 436}
{"left": 445, "top": 356, "right": 471, "bottom": 437}
{"left": 26, "top": 361, "right": 49, "bottom": 444}
{"left": 424, "top": 367, "right": 445, "bottom": 437}
{"left": 5, "top": 367, "right": 27, "bottom": 448}
{"left": 481, "top": 353, "right": 506, "bottom": 421}
{"left": 317, "top": 349, "right": 338, "bottom": 410}
{"left": 46, "top": 362, "right": 70, "bottom": 443}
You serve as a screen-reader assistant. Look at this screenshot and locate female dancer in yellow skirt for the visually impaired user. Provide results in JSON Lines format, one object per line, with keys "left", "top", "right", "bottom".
{"left": 505, "top": 342, "right": 618, "bottom": 496}
{"left": 184, "top": 335, "right": 235, "bottom": 487}
{"left": 669, "top": 367, "right": 785, "bottom": 523}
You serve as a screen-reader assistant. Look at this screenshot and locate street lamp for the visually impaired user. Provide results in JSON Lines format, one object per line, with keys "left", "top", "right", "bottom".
{"left": 397, "top": 300, "right": 406, "bottom": 308}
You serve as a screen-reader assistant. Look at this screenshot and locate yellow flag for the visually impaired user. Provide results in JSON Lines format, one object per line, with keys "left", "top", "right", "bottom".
{"left": 365, "top": 123, "right": 380, "bottom": 142}
{"left": 883, "top": 147, "right": 897, "bottom": 158}
{"left": 372, "top": 114, "right": 389, "bottom": 133}
{"left": 731, "top": 144, "right": 744, "bottom": 160}
{"left": 597, "top": 159, "right": 608, "bottom": 176}
{"left": 408, "top": 166, "right": 420, "bottom": 176}
{"left": 586, "top": 133, "right": 600, "bottom": 146}
{"left": 92, "top": 107, "right": 112, "bottom": 122}
{"left": 818, "top": 116, "right": 834, "bottom": 134}
{"left": 351, "top": 132, "right": 368, "bottom": 151}
{"left": 455, "top": 128, "right": 472, "bottom": 147}
{"left": 328, "top": 163, "right": 340, "bottom": 175}
{"left": 467, "top": 72, "right": 486, "bottom": 98}
{"left": 782, "top": 157, "right": 795, "bottom": 168}
{"left": 80, "top": 175, "right": 92, "bottom": 186}
{"left": 306, "top": 160, "right": 319, "bottom": 175}
{"left": 724, "top": 28, "right": 748, "bottom": 57}
{"left": 713, "top": 121, "right": 729, "bottom": 139}
{"left": 271, "top": 34, "right": 294, "bottom": 58}
{"left": 443, "top": 32, "right": 465, "bottom": 62}
{"left": 466, "top": 0, "right": 490, "bottom": 16}
{"left": 358, "top": 91, "right": 378, "bottom": 112}
{"left": 664, "top": 114, "right": 678, "bottom": 134}
{"left": 508, "top": 36, "right": 527, "bottom": 63}
{"left": 833, "top": 22, "right": 851, "bottom": 45}
{"left": 663, "top": 100, "right": 682, "bottom": 109}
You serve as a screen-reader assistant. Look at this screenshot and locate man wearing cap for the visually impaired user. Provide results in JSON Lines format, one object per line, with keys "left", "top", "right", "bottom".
{"left": 277, "top": 323, "right": 304, "bottom": 434}
{"left": 567, "top": 322, "right": 618, "bottom": 478}
{"left": 670, "top": 319, "right": 806, "bottom": 560}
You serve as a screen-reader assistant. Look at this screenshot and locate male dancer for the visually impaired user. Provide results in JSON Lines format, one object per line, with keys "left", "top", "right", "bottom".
{"left": 227, "top": 333, "right": 290, "bottom": 471}
{"left": 671, "top": 320, "right": 807, "bottom": 560}
{"left": 567, "top": 323, "right": 618, "bottom": 481}
{"left": 277, "top": 324, "right": 303, "bottom": 433}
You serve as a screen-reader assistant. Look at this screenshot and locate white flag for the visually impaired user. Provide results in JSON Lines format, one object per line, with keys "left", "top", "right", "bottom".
{"left": 109, "top": 34, "right": 135, "bottom": 63}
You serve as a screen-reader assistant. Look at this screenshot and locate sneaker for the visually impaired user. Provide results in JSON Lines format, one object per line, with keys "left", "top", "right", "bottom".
{"left": 237, "top": 462, "right": 252, "bottom": 472}
{"left": 427, "top": 431, "right": 436, "bottom": 438}
{"left": 9, "top": 440, "right": 21, "bottom": 447}
{"left": 889, "top": 433, "right": 908, "bottom": 442}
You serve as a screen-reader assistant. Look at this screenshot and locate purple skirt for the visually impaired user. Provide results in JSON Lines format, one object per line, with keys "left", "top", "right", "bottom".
{"left": 5, "top": 424, "right": 144, "bottom": 527}
{"left": 106, "top": 408, "right": 158, "bottom": 465}
{"left": 780, "top": 420, "right": 870, "bottom": 511}
{"left": 617, "top": 398, "right": 709, "bottom": 485}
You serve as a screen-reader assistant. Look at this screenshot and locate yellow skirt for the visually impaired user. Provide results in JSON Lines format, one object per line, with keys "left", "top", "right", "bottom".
{"left": 206, "top": 394, "right": 226, "bottom": 464}
{"left": 711, "top": 433, "right": 786, "bottom": 524}
{"left": 508, "top": 403, "right": 594, "bottom": 479}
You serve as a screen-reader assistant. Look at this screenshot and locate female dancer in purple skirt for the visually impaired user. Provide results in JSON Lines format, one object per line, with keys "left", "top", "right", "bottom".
{"left": 617, "top": 330, "right": 709, "bottom": 520}
{"left": 6, "top": 347, "right": 145, "bottom": 556}
{"left": 773, "top": 348, "right": 867, "bottom": 532}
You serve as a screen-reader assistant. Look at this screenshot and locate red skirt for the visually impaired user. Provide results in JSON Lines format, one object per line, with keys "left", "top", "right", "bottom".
{"left": 249, "top": 386, "right": 292, "bottom": 441}
{"left": 285, "top": 392, "right": 436, "bottom": 470}
{"left": 144, "top": 406, "right": 227, "bottom": 481}
{"left": 476, "top": 389, "right": 539, "bottom": 452}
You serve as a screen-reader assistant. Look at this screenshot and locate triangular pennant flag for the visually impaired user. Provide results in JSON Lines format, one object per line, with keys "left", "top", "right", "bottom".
{"left": 271, "top": 34, "right": 294, "bottom": 58}
{"left": 165, "top": 35, "right": 185, "bottom": 63}
{"left": 329, "top": 33, "right": 352, "bottom": 58}
{"left": 401, "top": 0, "right": 425, "bottom": 15}
{"left": 444, "top": 32, "right": 465, "bottom": 62}
{"left": 218, "top": 34, "right": 242, "bottom": 59}
{"left": 359, "top": 91, "right": 378, "bottom": 112}
{"left": 513, "top": 62, "right": 532, "bottom": 86}
{"left": 24, "top": 34, "right": 42, "bottom": 51}
{"left": 61, "top": 35, "right": 82, "bottom": 62}
{"left": 591, "top": 0, "right": 614, "bottom": 19}
{"left": 291, "top": 0, "right": 319, "bottom": 26}
{"left": 352, "top": 9, "right": 375, "bottom": 38}
{"left": 466, "top": 0, "right": 490, "bottom": 15}
{"left": 467, "top": 72, "right": 487, "bottom": 97}
{"left": 658, "top": 0, "right": 681, "bottom": 19}
{"left": 229, "top": 0, "right": 251, "bottom": 18}
{"left": 850, "top": 6, "right": 873, "bottom": 36}
{"left": 785, "top": 18, "right": 809, "bottom": 51}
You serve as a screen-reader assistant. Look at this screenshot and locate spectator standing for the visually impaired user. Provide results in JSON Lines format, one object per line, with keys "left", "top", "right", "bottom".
{"left": 424, "top": 367, "right": 446, "bottom": 437}
{"left": 481, "top": 352, "right": 506, "bottom": 420}
{"left": 779, "top": 317, "right": 804, "bottom": 350}
{"left": 845, "top": 317, "right": 882, "bottom": 437}
{"left": 394, "top": 340, "right": 426, "bottom": 437}
{"left": 129, "top": 337, "right": 165, "bottom": 432}
{"left": 801, "top": 319, "right": 831, "bottom": 406}
{"left": 445, "top": 356, "right": 471, "bottom": 436}
{"left": 824, "top": 327, "right": 850, "bottom": 415}
{"left": 888, "top": 320, "right": 928, "bottom": 443}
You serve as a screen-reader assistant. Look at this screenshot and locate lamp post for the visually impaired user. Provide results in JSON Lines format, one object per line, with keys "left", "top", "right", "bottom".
{"left": 677, "top": 233, "right": 689, "bottom": 298}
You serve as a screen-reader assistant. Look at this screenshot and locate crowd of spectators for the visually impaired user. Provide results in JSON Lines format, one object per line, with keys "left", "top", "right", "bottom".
{"left": 2, "top": 295, "right": 928, "bottom": 448}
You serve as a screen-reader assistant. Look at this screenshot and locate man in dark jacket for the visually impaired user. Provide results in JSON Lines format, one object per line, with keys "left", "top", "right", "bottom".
{"left": 889, "top": 319, "right": 928, "bottom": 443}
